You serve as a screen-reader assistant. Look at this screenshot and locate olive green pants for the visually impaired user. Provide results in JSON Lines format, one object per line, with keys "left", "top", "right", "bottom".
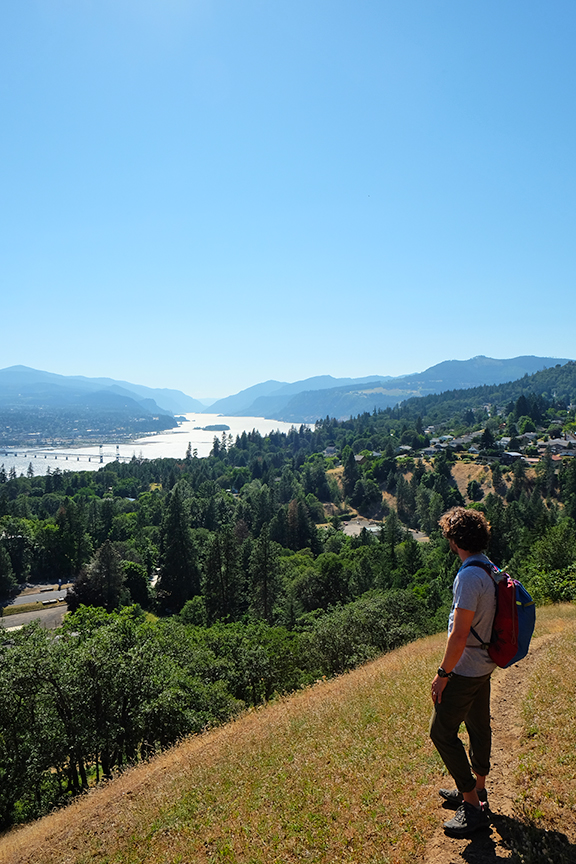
{"left": 429, "top": 672, "right": 492, "bottom": 793}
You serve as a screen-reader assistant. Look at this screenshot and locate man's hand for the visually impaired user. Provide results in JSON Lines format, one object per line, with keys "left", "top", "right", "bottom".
{"left": 431, "top": 674, "right": 449, "bottom": 704}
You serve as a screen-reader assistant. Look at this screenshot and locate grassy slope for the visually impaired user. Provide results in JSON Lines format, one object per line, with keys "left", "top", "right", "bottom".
{"left": 1, "top": 606, "right": 575, "bottom": 864}
{"left": 516, "top": 607, "right": 576, "bottom": 831}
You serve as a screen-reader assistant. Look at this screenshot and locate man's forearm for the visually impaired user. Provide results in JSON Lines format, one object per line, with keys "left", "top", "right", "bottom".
{"left": 439, "top": 629, "right": 468, "bottom": 674}
{"left": 431, "top": 607, "right": 475, "bottom": 703}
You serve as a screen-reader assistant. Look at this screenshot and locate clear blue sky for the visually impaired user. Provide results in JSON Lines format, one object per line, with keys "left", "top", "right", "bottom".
{"left": 1, "top": 1, "right": 574, "bottom": 398}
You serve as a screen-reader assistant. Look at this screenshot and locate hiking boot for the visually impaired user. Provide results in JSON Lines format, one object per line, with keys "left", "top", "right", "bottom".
{"left": 443, "top": 801, "right": 490, "bottom": 836}
{"left": 439, "top": 787, "right": 488, "bottom": 809}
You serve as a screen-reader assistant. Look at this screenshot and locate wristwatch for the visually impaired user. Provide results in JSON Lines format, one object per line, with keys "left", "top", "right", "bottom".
{"left": 437, "top": 667, "right": 453, "bottom": 678}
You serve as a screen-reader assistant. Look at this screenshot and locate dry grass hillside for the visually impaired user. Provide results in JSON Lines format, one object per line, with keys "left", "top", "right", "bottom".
{"left": 1, "top": 605, "right": 575, "bottom": 864}
{"left": 450, "top": 461, "right": 493, "bottom": 500}
{"left": 327, "top": 457, "right": 510, "bottom": 520}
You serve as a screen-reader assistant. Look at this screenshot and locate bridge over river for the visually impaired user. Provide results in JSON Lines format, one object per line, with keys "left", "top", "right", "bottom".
{"left": 1, "top": 445, "right": 135, "bottom": 466}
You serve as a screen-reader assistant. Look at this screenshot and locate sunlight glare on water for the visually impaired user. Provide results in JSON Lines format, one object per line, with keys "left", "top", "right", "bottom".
{"left": 0, "top": 414, "right": 301, "bottom": 478}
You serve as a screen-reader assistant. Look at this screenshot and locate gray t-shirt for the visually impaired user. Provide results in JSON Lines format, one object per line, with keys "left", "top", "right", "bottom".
{"left": 448, "top": 554, "right": 498, "bottom": 677}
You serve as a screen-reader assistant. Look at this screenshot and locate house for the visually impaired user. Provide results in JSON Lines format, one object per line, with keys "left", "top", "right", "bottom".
{"left": 547, "top": 439, "right": 575, "bottom": 456}
{"left": 501, "top": 451, "right": 524, "bottom": 465}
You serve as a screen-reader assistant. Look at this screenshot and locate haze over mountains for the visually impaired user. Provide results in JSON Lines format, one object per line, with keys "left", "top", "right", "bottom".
{"left": 0, "top": 366, "right": 203, "bottom": 417}
{"left": 0, "top": 357, "right": 572, "bottom": 430}
{"left": 205, "top": 356, "right": 572, "bottom": 422}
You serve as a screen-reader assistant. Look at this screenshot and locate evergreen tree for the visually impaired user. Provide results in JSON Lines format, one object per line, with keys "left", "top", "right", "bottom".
{"left": 560, "top": 458, "right": 576, "bottom": 521}
{"left": 467, "top": 479, "right": 483, "bottom": 502}
{"left": 249, "top": 525, "right": 280, "bottom": 624}
{"left": 123, "top": 561, "right": 150, "bottom": 607}
{"left": 55, "top": 499, "right": 92, "bottom": 579}
{"left": 158, "top": 484, "right": 200, "bottom": 611}
{"left": 480, "top": 427, "right": 496, "bottom": 450}
{"left": 514, "top": 394, "right": 530, "bottom": 420}
{"left": 536, "top": 447, "right": 556, "bottom": 499}
{"left": 203, "top": 528, "right": 243, "bottom": 622}
{"left": 396, "top": 474, "right": 415, "bottom": 524}
{"left": 506, "top": 458, "right": 527, "bottom": 502}
{"left": 381, "top": 508, "right": 402, "bottom": 568}
{"left": 342, "top": 446, "right": 359, "bottom": 498}
{"left": 0, "top": 544, "right": 16, "bottom": 596}
{"left": 66, "top": 541, "right": 127, "bottom": 613}
{"left": 0, "top": 517, "right": 35, "bottom": 583}
{"left": 490, "top": 461, "right": 504, "bottom": 494}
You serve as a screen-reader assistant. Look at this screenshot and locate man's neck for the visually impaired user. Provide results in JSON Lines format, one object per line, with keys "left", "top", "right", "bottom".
{"left": 450, "top": 539, "right": 476, "bottom": 564}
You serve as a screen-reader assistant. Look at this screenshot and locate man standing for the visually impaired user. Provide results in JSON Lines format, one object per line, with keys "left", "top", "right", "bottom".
{"left": 430, "top": 506, "right": 497, "bottom": 836}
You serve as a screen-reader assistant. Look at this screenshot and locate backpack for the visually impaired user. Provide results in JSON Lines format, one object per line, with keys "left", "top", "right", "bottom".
{"left": 460, "top": 559, "right": 536, "bottom": 668}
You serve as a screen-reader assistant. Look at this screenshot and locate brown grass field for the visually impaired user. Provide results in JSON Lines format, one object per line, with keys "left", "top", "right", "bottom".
{"left": 450, "top": 461, "right": 493, "bottom": 501}
{"left": 1, "top": 604, "right": 575, "bottom": 864}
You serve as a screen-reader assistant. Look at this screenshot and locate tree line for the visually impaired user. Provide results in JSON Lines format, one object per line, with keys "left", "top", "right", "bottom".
{"left": 0, "top": 591, "right": 429, "bottom": 827}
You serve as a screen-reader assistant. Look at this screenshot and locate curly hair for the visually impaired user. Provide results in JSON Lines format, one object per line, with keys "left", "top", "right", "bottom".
{"left": 438, "top": 506, "right": 491, "bottom": 553}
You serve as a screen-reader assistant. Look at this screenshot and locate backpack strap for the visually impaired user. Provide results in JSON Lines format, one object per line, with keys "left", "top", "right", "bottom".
{"left": 459, "top": 558, "right": 497, "bottom": 579}
{"left": 469, "top": 627, "right": 490, "bottom": 649}
{"left": 458, "top": 558, "right": 498, "bottom": 650}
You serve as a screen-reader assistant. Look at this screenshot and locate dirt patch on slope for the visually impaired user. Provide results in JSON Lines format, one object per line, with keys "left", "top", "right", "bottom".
{"left": 422, "top": 634, "right": 576, "bottom": 864}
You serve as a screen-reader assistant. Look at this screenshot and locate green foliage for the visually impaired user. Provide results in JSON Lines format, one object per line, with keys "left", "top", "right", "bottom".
{"left": 6, "top": 590, "right": 435, "bottom": 827}
{"left": 301, "top": 590, "right": 429, "bottom": 676}
{"left": 249, "top": 525, "right": 280, "bottom": 623}
{"left": 522, "top": 519, "right": 576, "bottom": 602}
{"left": 0, "top": 542, "right": 16, "bottom": 596}
{"left": 527, "top": 565, "right": 576, "bottom": 603}
{"left": 66, "top": 540, "right": 128, "bottom": 613}
{"left": 467, "top": 479, "right": 483, "bottom": 501}
{"left": 0, "top": 516, "right": 36, "bottom": 583}
{"left": 157, "top": 483, "right": 201, "bottom": 611}
{"left": 3, "top": 380, "right": 576, "bottom": 829}
{"left": 123, "top": 560, "right": 150, "bottom": 607}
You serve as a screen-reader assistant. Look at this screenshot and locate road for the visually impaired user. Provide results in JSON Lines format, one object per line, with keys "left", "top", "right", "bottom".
{"left": 10, "top": 589, "right": 68, "bottom": 605}
{"left": 0, "top": 605, "right": 67, "bottom": 631}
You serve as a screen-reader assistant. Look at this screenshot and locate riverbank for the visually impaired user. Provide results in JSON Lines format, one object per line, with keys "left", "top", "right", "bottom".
{"left": 0, "top": 413, "right": 298, "bottom": 477}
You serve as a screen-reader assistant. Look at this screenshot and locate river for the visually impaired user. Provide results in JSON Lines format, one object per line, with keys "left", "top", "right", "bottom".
{"left": 0, "top": 414, "right": 301, "bottom": 478}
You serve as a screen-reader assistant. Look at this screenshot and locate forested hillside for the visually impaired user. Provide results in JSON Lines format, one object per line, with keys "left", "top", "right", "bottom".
{"left": 0, "top": 366, "right": 190, "bottom": 444}
{"left": 398, "top": 359, "right": 576, "bottom": 423}
{"left": 1, "top": 376, "right": 576, "bottom": 828}
{"left": 207, "top": 356, "right": 572, "bottom": 422}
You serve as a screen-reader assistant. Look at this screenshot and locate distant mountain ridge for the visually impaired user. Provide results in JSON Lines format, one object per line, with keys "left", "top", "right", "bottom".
{"left": 1, "top": 357, "right": 572, "bottom": 431}
{"left": 0, "top": 366, "right": 204, "bottom": 443}
{"left": 396, "top": 359, "right": 576, "bottom": 422}
{"left": 205, "top": 356, "right": 572, "bottom": 422}
{"left": 206, "top": 375, "right": 386, "bottom": 417}
{"left": 0, "top": 366, "right": 204, "bottom": 415}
